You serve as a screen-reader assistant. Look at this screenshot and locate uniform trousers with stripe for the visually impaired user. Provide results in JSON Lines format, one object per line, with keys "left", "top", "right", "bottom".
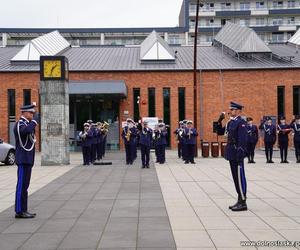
{"left": 15, "top": 165, "right": 33, "bottom": 213}
{"left": 229, "top": 160, "right": 247, "bottom": 201}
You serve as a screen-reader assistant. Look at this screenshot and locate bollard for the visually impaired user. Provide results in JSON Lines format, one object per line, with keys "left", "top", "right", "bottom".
{"left": 201, "top": 142, "right": 210, "bottom": 158}
{"left": 211, "top": 142, "right": 220, "bottom": 157}
{"left": 221, "top": 142, "right": 227, "bottom": 157}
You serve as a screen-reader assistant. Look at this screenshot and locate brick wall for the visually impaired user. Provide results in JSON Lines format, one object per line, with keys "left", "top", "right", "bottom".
{"left": 1, "top": 69, "right": 300, "bottom": 150}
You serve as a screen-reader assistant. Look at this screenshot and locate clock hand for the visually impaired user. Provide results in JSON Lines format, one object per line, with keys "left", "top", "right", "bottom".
{"left": 50, "top": 65, "right": 57, "bottom": 76}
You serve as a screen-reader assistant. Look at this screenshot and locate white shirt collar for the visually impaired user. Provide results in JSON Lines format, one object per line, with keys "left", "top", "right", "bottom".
{"left": 21, "top": 116, "right": 29, "bottom": 123}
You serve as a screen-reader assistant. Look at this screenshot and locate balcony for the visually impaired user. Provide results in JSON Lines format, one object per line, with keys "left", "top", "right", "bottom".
{"left": 189, "top": 5, "right": 300, "bottom": 16}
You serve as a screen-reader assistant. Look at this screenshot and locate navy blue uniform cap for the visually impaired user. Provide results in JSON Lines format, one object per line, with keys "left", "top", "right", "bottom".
{"left": 20, "top": 104, "right": 35, "bottom": 113}
{"left": 229, "top": 102, "right": 243, "bottom": 110}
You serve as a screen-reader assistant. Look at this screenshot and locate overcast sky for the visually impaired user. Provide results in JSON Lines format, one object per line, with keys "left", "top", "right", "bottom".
{"left": 0, "top": 0, "right": 183, "bottom": 28}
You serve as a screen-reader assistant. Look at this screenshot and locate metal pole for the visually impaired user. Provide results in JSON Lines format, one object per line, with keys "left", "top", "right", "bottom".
{"left": 193, "top": 0, "right": 200, "bottom": 157}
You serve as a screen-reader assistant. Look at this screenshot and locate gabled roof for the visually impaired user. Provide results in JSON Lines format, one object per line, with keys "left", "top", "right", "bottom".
{"left": 140, "top": 30, "right": 175, "bottom": 61}
{"left": 214, "top": 22, "right": 271, "bottom": 54}
{"left": 288, "top": 28, "right": 300, "bottom": 46}
{"left": 11, "top": 31, "right": 70, "bottom": 62}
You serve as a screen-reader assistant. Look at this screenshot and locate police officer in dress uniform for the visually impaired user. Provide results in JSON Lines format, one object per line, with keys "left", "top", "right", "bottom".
{"left": 122, "top": 118, "right": 137, "bottom": 165}
{"left": 139, "top": 121, "right": 153, "bottom": 168}
{"left": 259, "top": 117, "right": 276, "bottom": 163}
{"left": 217, "top": 102, "right": 248, "bottom": 212}
{"left": 246, "top": 117, "right": 259, "bottom": 164}
{"left": 14, "top": 104, "right": 39, "bottom": 219}
{"left": 96, "top": 122, "right": 103, "bottom": 161}
{"left": 79, "top": 123, "right": 93, "bottom": 166}
{"left": 183, "top": 120, "right": 198, "bottom": 164}
{"left": 181, "top": 120, "right": 188, "bottom": 162}
{"left": 291, "top": 115, "right": 300, "bottom": 163}
{"left": 155, "top": 123, "right": 168, "bottom": 164}
{"left": 174, "top": 121, "right": 184, "bottom": 159}
{"left": 277, "top": 116, "right": 292, "bottom": 163}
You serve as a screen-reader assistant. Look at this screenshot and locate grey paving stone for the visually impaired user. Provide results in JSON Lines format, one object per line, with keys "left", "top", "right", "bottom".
{"left": 138, "top": 217, "right": 171, "bottom": 231}
{"left": 139, "top": 199, "right": 166, "bottom": 208}
{"left": 110, "top": 206, "right": 139, "bottom": 218}
{"left": 71, "top": 217, "right": 107, "bottom": 232}
{"left": 58, "top": 231, "right": 101, "bottom": 249}
{"left": 105, "top": 217, "right": 138, "bottom": 232}
{"left": 0, "top": 233, "right": 31, "bottom": 250}
{"left": 0, "top": 219, "right": 15, "bottom": 233}
{"left": 2, "top": 219, "right": 45, "bottom": 234}
{"left": 98, "top": 230, "right": 137, "bottom": 248}
{"left": 137, "top": 230, "right": 176, "bottom": 248}
{"left": 38, "top": 218, "right": 77, "bottom": 233}
{"left": 139, "top": 207, "right": 168, "bottom": 217}
{"left": 19, "top": 232, "right": 67, "bottom": 250}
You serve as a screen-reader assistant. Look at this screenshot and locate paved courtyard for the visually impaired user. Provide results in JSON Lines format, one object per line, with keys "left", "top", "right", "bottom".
{"left": 0, "top": 150, "right": 300, "bottom": 249}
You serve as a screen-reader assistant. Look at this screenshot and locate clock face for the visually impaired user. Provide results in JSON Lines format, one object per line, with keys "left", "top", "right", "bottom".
{"left": 43, "top": 60, "right": 62, "bottom": 78}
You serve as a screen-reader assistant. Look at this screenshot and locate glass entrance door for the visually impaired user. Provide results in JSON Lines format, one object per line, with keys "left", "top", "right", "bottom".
{"left": 69, "top": 95, "right": 120, "bottom": 151}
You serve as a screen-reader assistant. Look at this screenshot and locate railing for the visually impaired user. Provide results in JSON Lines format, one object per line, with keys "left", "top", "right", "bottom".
{"left": 189, "top": 6, "right": 300, "bottom": 13}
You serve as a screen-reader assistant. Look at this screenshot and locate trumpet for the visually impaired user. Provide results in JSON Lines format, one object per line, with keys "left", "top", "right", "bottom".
{"left": 125, "top": 128, "right": 131, "bottom": 142}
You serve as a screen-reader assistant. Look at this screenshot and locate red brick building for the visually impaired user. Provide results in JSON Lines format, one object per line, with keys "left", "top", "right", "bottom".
{"left": 1, "top": 29, "right": 300, "bottom": 150}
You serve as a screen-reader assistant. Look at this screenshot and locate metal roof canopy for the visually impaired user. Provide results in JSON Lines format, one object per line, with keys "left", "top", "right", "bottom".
{"left": 11, "top": 31, "right": 70, "bottom": 62}
{"left": 213, "top": 22, "right": 272, "bottom": 58}
{"left": 69, "top": 80, "right": 127, "bottom": 98}
{"left": 140, "top": 30, "right": 175, "bottom": 61}
{"left": 288, "top": 28, "right": 300, "bottom": 46}
{"left": 269, "top": 44, "right": 296, "bottom": 62}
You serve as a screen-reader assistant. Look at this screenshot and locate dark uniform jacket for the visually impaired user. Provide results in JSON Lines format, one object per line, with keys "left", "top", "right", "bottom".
{"left": 277, "top": 124, "right": 291, "bottom": 142}
{"left": 14, "top": 116, "right": 38, "bottom": 165}
{"left": 217, "top": 116, "right": 248, "bottom": 161}
{"left": 174, "top": 128, "right": 185, "bottom": 143}
{"left": 154, "top": 129, "right": 168, "bottom": 146}
{"left": 139, "top": 128, "right": 153, "bottom": 147}
{"left": 259, "top": 123, "right": 276, "bottom": 144}
{"left": 246, "top": 125, "right": 258, "bottom": 144}
{"left": 122, "top": 126, "right": 137, "bottom": 145}
{"left": 183, "top": 128, "right": 198, "bottom": 145}
{"left": 292, "top": 123, "right": 300, "bottom": 142}
{"left": 79, "top": 129, "right": 93, "bottom": 147}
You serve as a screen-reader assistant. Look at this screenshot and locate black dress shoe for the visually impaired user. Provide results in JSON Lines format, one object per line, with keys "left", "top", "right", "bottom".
{"left": 146, "top": 165, "right": 150, "bottom": 168}
{"left": 228, "top": 201, "right": 239, "bottom": 210}
{"left": 184, "top": 161, "right": 189, "bottom": 164}
{"left": 252, "top": 161, "right": 256, "bottom": 164}
{"left": 269, "top": 160, "right": 274, "bottom": 163}
{"left": 297, "top": 160, "right": 300, "bottom": 163}
{"left": 190, "top": 161, "right": 196, "bottom": 164}
{"left": 284, "top": 160, "right": 289, "bottom": 163}
{"left": 231, "top": 201, "right": 247, "bottom": 212}
{"left": 25, "top": 212, "right": 36, "bottom": 217}
{"left": 15, "top": 212, "right": 35, "bottom": 219}
{"left": 142, "top": 165, "right": 145, "bottom": 168}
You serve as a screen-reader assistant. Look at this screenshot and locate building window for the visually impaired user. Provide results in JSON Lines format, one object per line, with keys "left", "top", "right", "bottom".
{"left": 148, "top": 88, "right": 156, "bottom": 117}
{"left": 288, "top": 0, "right": 295, "bottom": 7}
{"left": 206, "top": 18, "right": 215, "bottom": 26}
{"left": 272, "top": 18, "right": 283, "bottom": 25}
{"left": 178, "top": 88, "right": 185, "bottom": 121}
{"left": 287, "top": 17, "right": 295, "bottom": 25}
{"left": 133, "top": 88, "right": 140, "bottom": 122}
{"left": 205, "top": 3, "right": 214, "bottom": 10}
{"left": 273, "top": 1, "right": 283, "bottom": 8}
{"left": 8, "top": 89, "right": 16, "bottom": 119}
{"left": 240, "top": 18, "right": 250, "bottom": 26}
{"left": 168, "top": 35, "right": 180, "bottom": 45}
{"left": 272, "top": 32, "right": 284, "bottom": 42}
{"left": 256, "top": 18, "right": 265, "bottom": 26}
{"left": 221, "top": 2, "right": 232, "bottom": 9}
{"left": 163, "top": 88, "right": 171, "bottom": 146}
{"left": 277, "top": 86, "right": 285, "bottom": 117}
{"left": 23, "top": 89, "right": 31, "bottom": 105}
{"left": 287, "top": 31, "right": 295, "bottom": 39}
{"left": 293, "top": 86, "right": 300, "bottom": 115}
{"left": 256, "top": 1, "right": 265, "bottom": 8}
{"left": 240, "top": 2, "right": 250, "bottom": 10}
